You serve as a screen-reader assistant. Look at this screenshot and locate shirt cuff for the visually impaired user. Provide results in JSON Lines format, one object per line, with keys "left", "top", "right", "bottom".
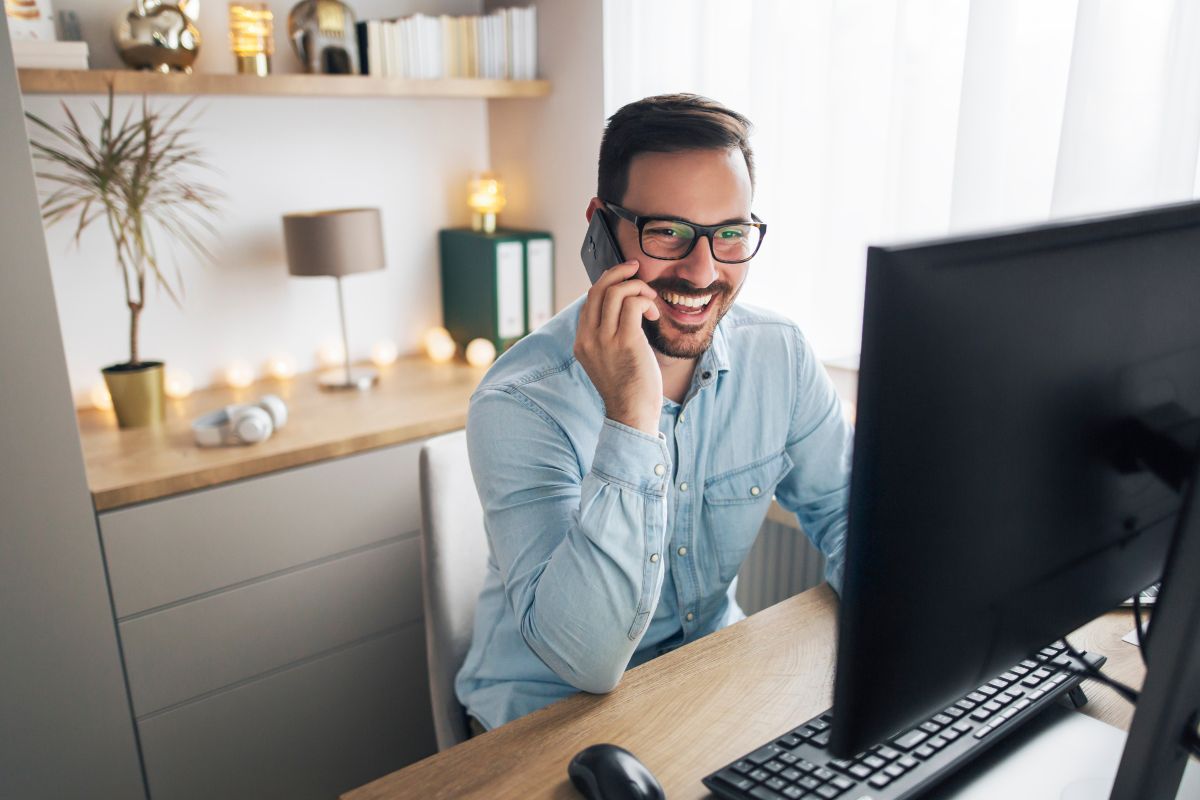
{"left": 589, "top": 418, "right": 672, "bottom": 496}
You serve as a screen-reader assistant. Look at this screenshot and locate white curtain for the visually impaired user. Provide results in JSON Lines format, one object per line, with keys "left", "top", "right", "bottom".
{"left": 603, "top": 0, "right": 1200, "bottom": 360}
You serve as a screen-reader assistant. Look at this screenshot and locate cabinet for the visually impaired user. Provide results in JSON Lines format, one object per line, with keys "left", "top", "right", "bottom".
{"left": 97, "top": 440, "right": 438, "bottom": 800}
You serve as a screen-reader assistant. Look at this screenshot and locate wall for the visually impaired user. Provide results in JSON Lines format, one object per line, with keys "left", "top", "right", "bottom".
{"left": 0, "top": 17, "right": 146, "bottom": 798}
{"left": 486, "top": 0, "right": 605, "bottom": 309}
{"left": 22, "top": 0, "right": 489, "bottom": 405}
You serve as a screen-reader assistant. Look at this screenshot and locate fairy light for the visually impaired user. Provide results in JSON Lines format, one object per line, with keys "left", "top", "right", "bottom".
{"left": 225, "top": 360, "right": 255, "bottom": 389}
{"left": 264, "top": 353, "right": 297, "bottom": 380}
{"left": 371, "top": 339, "right": 399, "bottom": 367}
{"left": 317, "top": 340, "right": 346, "bottom": 369}
{"left": 91, "top": 383, "right": 114, "bottom": 411}
{"left": 465, "top": 338, "right": 497, "bottom": 368}
{"left": 164, "top": 369, "right": 195, "bottom": 399}
{"left": 423, "top": 327, "right": 457, "bottom": 364}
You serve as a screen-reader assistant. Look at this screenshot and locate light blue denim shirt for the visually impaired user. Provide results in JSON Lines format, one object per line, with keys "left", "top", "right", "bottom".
{"left": 456, "top": 296, "right": 852, "bottom": 730}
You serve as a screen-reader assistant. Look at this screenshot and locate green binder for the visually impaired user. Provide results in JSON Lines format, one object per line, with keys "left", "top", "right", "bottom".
{"left": 439, "top": 227, "right": 555, "bottom": 353}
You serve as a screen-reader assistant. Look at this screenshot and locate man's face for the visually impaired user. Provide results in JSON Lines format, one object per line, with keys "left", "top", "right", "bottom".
{"left": 601, "top": 147, "right": 754, "bottom": 360}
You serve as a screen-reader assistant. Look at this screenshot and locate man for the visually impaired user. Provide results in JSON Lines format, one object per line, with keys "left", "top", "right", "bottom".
{"left": 456, "top": 94, "right": 852, "bottom": 733}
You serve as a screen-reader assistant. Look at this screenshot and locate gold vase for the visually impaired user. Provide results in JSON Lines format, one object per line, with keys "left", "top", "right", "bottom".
{"left": 102, "top": 361, "right": 166, "bottom": 428}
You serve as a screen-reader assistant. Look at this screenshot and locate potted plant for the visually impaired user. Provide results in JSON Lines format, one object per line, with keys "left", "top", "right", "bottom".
{"left": 25, "top": 87, "right": 222, "bottom": 428}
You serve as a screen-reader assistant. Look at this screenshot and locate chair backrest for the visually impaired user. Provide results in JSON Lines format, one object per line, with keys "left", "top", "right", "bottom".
{"left": 418, "top": 430, "right": 489, "bottom": 751}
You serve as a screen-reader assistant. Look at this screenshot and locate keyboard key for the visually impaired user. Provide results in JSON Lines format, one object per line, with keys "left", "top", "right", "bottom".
{"left": 942, "top": 728, "right": 961, "bottom": 741}
{"left": 920, "top": 721, "right": 941, "bottom": 735}
{"left": 915, "top": 745, "right": 936, "bottom": 759}
{"left": 766, "top": 777, "right": 788, "bottom": 791}
{"left": 863, "top": 755, "right": 886, "bottom": 770}
{"left": 796, "top": 759, "right": 817, "bottom": 773}
{"left": 876, "top": 746, "right": 901, "bottom": 761}
{"left": 747, "top": 745, "right": 786, "bottom": 765}
{"left": 828, "top": 758, "right": 853, "bottom": 771}
{"left": 1001, "top": 707, "right": 1019, "bottom": 719}
{"left": 751, "top": 769, "right": 771, "bottom": 782}
{"left": 1021, "top": 659, "right": 1039, "bottom": 669}
{"left": 781, "top": 788, "right": 804, "bottom": 800}
{"left": 898, "top": 755, "right": 918, "bottom": 770}
{"left": 967, "top": 692, "right": 987, "bottom": 703}
{"left": 792, "top": 726, "right": 815, "bottom": 740}
{"left": 885, "top": 763, "right": 906, "bottom": 778}
{"left": 778, "top": 752, "right": 799, "bottom": 765}
{"left": 893, "top": 729, "right": 928, "bottom": 750}
{"left": 816, "top": 786, "right": 842, "bottom": 799}
{"left": 750, "top": 787, "right": 787, "bottom": 800}
{"left": 781, "top": 768, "right": 802, "bottom": 782}
{"left": 813, "top": 768, "right": 835, "bottom": 782}
{"left": 988, "top": 678, "right": 1008, "bottom": 690}
{"left": 979, "top": 685, "right": 999, "bottom": 697}
{"left": 954, "top": 721, "right": 973, "bottom": 734}
{"left": 933, "top": 713, "right": 953, "bottom": 726}
{"left": 970, "top": 708, "right": 991, "bottom": 721}
{"left": 928, "top": 736, "right": 948, "bottom": 751}
{"left": 869, "top": 773, "right": 893, "bottom": 788}
{"left": 974, "top": 725, "right": 994, "bottom": 739}
{"left": 945, "top": 706, "right": 966, "bottom": 719}
{"left": 810, "top": 732, "right": 830, "bottom": 748}
{"left": 715, "top": 769, "right": 755, "bottom": 791}
{"left": 1022, "top": 675, "right": 1043, "bottom": 687}
{"left": 983, "top": 700, "right": 1002, "bottom": 713}
{"left": 777, "top": 734, "right": 803, "bottom": 749}
{"left": 1001, "top": 671, "right": 1019, "bottom": 682}
{"left": 1029, "top": 689, "right": 1046, "bottom": 700}
{"left": 808, "top": 718, "right": 831, "bottom": 732}
{"left": 732, "top": 760, "right": 756, "bottom": 775}
{"left": 1011, "top": 664, "right": 1030, "bottom": 676}
{"left": 764, "top": 760, "right": 785, "bottom": 773}
{"left": 799, "top": 775, "right": 821, "bottom": 790}
{"left": 1015, "top": 698, "right": 1032, "bottom": 711}
{"left": 848, "top": 764, "right": 873, "bottom": 780}
{"left": 831, "top": 776, "right": 855, "bottom": 790}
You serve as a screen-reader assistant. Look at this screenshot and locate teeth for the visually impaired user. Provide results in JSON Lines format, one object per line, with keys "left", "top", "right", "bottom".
{"left": 663, "top": 291, "right": 713, "bottom": 309}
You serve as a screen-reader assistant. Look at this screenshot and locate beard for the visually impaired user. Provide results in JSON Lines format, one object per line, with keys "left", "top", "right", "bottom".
{"left": 641, "top": 276, "right": 741, "bottom": 359}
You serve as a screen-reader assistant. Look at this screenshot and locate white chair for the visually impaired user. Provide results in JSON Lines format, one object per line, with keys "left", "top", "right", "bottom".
{"left": 418, "top": 430, "right": 490, "bottom": 751}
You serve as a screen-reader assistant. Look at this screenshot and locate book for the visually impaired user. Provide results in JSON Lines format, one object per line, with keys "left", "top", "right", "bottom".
{"left": 358, "top": 7, "right": 537, "bottom": 81}
{"left": 6, "top": 0, "right": 55, "bottom": 41}
{"left": 11, "top": 38, "right": 87, "bottom": 68}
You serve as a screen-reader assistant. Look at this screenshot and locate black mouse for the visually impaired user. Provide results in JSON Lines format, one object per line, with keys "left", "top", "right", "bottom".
{"left": 567, "top": 743, "right": 665, "bottom": 800}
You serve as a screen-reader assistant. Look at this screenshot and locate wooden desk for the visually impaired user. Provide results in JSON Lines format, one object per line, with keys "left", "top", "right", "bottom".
{"left": 343, "top": 586, "right": 1147, "bottom": 800}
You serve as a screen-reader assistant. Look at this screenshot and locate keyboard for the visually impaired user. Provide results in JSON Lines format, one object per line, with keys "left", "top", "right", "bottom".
{"left": 702, "top": 641, "right": 1105, "bottom": 800}
{"left": 1120, "top": 581, "right": 1160, "bottom": 607}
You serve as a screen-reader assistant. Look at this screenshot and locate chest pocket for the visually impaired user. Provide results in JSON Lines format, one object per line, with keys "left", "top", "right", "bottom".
{"left": 702, "top": 450, "right": 794, "bottom": 583}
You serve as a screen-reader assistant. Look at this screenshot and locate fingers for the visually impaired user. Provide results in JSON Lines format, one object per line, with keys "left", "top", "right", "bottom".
{"left": 580, "top": 260, "right": 640, "bottom": 331}
{"left": 617, "top": 295, "right": 659, "bottom": 343}
{"left": 599, "top": 278, "right": 657, "bottom": 339}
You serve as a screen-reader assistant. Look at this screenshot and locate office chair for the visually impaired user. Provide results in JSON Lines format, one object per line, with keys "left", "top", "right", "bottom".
{"left": 418, "top": 430, "right": 490, "bottom": 751}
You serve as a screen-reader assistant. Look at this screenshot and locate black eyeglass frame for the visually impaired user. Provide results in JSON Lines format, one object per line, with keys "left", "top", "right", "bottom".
{"left": 603, "top": 202, "right": 767, "bottom": 264}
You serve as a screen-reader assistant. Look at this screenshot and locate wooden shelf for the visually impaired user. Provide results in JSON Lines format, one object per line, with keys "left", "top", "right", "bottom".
{"left": 18, "top": 68, "right": 550, "bottom": 98}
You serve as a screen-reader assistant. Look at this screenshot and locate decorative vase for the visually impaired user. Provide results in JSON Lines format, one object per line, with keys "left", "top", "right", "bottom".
{"left": 287, "top": 0, "right": 359, "bottom": 74}
{"left": 114, "top": 0, "right": 201, "bottom": 74}
{"left": 102, "top": 361, "right": 166, "bottom": 428}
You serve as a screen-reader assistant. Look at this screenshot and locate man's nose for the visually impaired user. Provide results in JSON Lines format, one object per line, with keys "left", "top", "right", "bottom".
{"left": 673, "top": 236, "right": 720, "bottom": 288}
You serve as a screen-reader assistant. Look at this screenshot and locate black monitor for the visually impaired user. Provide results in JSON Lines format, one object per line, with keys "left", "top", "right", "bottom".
{"left": 829, "top": 201, "right": 1200, "bottom": 799}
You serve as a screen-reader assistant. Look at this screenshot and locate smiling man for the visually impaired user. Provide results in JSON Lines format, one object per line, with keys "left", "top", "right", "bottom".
{"left": 456, "top": 94, "right": 853, "bottom": 733}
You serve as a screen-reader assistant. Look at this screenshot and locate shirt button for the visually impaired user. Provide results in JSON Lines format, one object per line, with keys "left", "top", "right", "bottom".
{"left": 678, "top": 413, "right": 685, "bottom": 424}
{"left": 702, "top": 371, "right": 712, "bottom": 380}
{"left": 686, "top": 612, "right": 695, "bottom": 622}
{"left": 649, "top": 553, "right": 659, "bottom": 563}
{"left": 679, "top": 481, "right": 689, "bottom": 492}
{"left": 677, "top": 546, "right": 688, "bottom": 557}
{"left": 750, "top": 486, "right": 761, "bottom": 497}
{"left": 654, "top": 464, "right": 665, "bottom": 476}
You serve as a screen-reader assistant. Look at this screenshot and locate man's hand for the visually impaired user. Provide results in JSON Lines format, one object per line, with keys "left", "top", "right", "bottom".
{"left": 574, "top": 261, "right": 663, "bottom": 435}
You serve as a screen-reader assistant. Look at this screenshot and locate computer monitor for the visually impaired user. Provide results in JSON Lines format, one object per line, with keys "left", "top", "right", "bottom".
{"left": 829, "top": 201, "right": 1200, "bottom": 799}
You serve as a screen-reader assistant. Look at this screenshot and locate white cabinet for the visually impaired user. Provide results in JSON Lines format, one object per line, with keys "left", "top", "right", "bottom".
{"left": 98, "top": 440, "right": 436, "bottom": 800}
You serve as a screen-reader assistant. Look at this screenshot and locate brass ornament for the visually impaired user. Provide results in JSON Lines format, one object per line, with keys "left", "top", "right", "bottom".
{"left": 114, "top": 0, "right": 201, "bottom": 74}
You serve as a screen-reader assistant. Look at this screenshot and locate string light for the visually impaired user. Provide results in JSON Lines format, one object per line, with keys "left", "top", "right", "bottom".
{"left": 264, "top": 353, "right": 297, "bottom": 380}
{"left": 225, "top": 361, "right": 255, "bottom": 389}
{"left": 423, "top": 327, "right": 457, "bottom": 364}
{"left": 164, "top": 369, "right": 195, "bottom": 399}
{"left": 371, "top": 339, "right": 399, "bottom": 367}
{"left": 317, "top": 341, "right": 346, "bottom": 369}
{"left": 465, "top": 338, "right": 497, "bottom": 368}
{"left": 91, "top": 383, "right": 114, "bottom": 411}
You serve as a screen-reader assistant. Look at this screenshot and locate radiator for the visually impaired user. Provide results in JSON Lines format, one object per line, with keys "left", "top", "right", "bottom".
{"left": 735, "top": 514, "right": 827, "bottom": 616}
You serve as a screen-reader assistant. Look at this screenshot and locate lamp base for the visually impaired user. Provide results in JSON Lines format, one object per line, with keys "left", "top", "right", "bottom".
{"left": 318, "top": 367, "right": 379, "bottom": 391}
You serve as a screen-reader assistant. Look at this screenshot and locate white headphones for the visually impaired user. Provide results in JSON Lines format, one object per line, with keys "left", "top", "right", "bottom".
{"left": 192, "top": 394, "right": 289, "bottom": 447}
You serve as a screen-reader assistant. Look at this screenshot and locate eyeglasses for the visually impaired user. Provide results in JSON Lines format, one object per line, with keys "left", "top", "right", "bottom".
{"left": 604, "top": 202, "right": 767, "bottom": 264}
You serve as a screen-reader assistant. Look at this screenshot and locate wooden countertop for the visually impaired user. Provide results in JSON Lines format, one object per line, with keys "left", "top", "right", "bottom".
{"left": 77, "top": 356, "right": 483, "bottom": 511}
{"left": 342, "top": 586, "right": 1151, "bottom": 800}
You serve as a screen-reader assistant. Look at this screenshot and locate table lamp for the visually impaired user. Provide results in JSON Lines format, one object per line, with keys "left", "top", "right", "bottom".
{"left": 282, "top": 208, "right": 386, "bottom": 390}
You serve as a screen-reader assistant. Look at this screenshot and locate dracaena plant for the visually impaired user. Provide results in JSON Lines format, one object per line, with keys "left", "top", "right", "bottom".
{"left": 25, "top": 86, "right": 223, "bottom": 366}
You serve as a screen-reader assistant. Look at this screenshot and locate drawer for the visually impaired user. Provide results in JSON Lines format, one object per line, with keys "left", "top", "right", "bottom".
{"left": 121, "top": 536, "right": 422, "bottom": 717}
{"left": 137, "top": 623, "right": 436, "bottom": 800}
{"left": 100, "top": 441, "right": 423, "bottom": 617}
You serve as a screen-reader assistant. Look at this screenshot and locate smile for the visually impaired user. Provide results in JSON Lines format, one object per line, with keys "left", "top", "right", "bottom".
{"left": 661, "top": 291, "right": 714, "bottom": 313}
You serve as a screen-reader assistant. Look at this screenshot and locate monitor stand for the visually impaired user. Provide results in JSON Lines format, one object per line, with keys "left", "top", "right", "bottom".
{"left": 920, "top": 703, "right": 1200, "bottom": 800}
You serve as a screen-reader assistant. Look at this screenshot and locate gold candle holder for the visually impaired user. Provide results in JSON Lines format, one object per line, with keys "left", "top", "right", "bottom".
{"left": 467, "top": 172, "right": 507, "bottom": 234}
{"left": 229, "top": 2, "right": 274, "bottom": 76}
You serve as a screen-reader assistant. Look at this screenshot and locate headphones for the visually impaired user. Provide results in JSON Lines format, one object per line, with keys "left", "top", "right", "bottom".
{"left": 192, "top": 394, "right": 289, "bottom": 447}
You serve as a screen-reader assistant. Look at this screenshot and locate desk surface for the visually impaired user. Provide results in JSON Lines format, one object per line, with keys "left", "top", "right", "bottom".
{"left": 76, "top": 356, "right": 482, "bottom": 510}
{"left": 343, "top": 586, "right": 1146, "bottom": 800}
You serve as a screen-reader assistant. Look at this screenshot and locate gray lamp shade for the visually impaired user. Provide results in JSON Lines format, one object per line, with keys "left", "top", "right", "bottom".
{"left": 282, "top": 208, "right": 386, "bottom": 277}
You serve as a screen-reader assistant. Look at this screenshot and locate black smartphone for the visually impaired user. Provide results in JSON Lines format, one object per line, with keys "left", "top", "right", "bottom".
{"left": 580, "top": 208, "right": 625, "bottom": 285}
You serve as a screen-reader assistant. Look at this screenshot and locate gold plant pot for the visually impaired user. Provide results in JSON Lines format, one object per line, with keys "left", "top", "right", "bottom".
{"left": 102, "top": 361, "right": 166, "bottom": 428}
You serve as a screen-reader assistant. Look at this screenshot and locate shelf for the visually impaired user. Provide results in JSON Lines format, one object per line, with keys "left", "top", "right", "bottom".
{"left": 18, "top": 68, "right": 550, "bottom": 99}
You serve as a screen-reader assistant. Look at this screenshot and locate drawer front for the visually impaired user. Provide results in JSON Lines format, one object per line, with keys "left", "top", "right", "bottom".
{"left": 121, "top": 536, "right": 422, "bottom": 717}
{"left": 137, "top": 623, "right": 436, "bottom": 800}
{"left": 100, "top": 441, "right": 423, "bottom": 618}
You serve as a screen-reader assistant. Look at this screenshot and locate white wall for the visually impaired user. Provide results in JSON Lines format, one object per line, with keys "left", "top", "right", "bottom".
{"left": 24, "top": 0, "right": 492, "bottom": 405}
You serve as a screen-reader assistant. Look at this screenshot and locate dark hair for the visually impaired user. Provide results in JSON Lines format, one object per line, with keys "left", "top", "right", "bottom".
{"left": 597, "top": 93, "right": 755, "bottom": 204}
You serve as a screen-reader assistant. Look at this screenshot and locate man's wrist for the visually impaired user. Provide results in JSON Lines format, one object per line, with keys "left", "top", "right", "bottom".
{"left": 605, "top": 408, "right": 659, "bottom": 436}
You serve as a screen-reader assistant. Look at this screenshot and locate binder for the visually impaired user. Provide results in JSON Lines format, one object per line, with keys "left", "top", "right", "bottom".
{"left": 439, "top": 228, "right": 554, "bottom": 354}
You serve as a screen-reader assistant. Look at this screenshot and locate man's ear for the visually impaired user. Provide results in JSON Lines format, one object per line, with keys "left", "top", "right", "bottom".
{"left": 584, "top": 196, "right": 604, "bottom": 222}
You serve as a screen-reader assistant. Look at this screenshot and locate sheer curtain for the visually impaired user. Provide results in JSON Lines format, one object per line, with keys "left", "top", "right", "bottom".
{"left": 603, "top": 0, "right": 1200, "bottom": 360}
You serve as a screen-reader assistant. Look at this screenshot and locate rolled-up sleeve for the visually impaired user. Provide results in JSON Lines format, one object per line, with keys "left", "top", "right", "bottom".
{"left": 466, "top": 388, "right": 671, "bottom": 694}
{"left": 772, "top": 330, "right": 854, "bottom": 595}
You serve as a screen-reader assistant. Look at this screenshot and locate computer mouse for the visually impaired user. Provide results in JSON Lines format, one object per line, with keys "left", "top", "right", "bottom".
{"left": 567, "top": 743, "right": 665, "bottom": 800}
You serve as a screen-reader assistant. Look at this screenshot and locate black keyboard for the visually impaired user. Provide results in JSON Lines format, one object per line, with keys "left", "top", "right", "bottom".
{"left": 703, "top": 641, "right": 1105, "bottom": 800}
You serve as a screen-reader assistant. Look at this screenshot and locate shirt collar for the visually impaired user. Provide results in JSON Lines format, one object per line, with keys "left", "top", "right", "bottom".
{"left": 694, "top": 320, "right": 732, "bottom": 387}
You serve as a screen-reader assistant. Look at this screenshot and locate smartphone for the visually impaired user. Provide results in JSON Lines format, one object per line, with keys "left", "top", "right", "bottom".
{"left": 580, "top": 208, "right": 625, "bottom": 284}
